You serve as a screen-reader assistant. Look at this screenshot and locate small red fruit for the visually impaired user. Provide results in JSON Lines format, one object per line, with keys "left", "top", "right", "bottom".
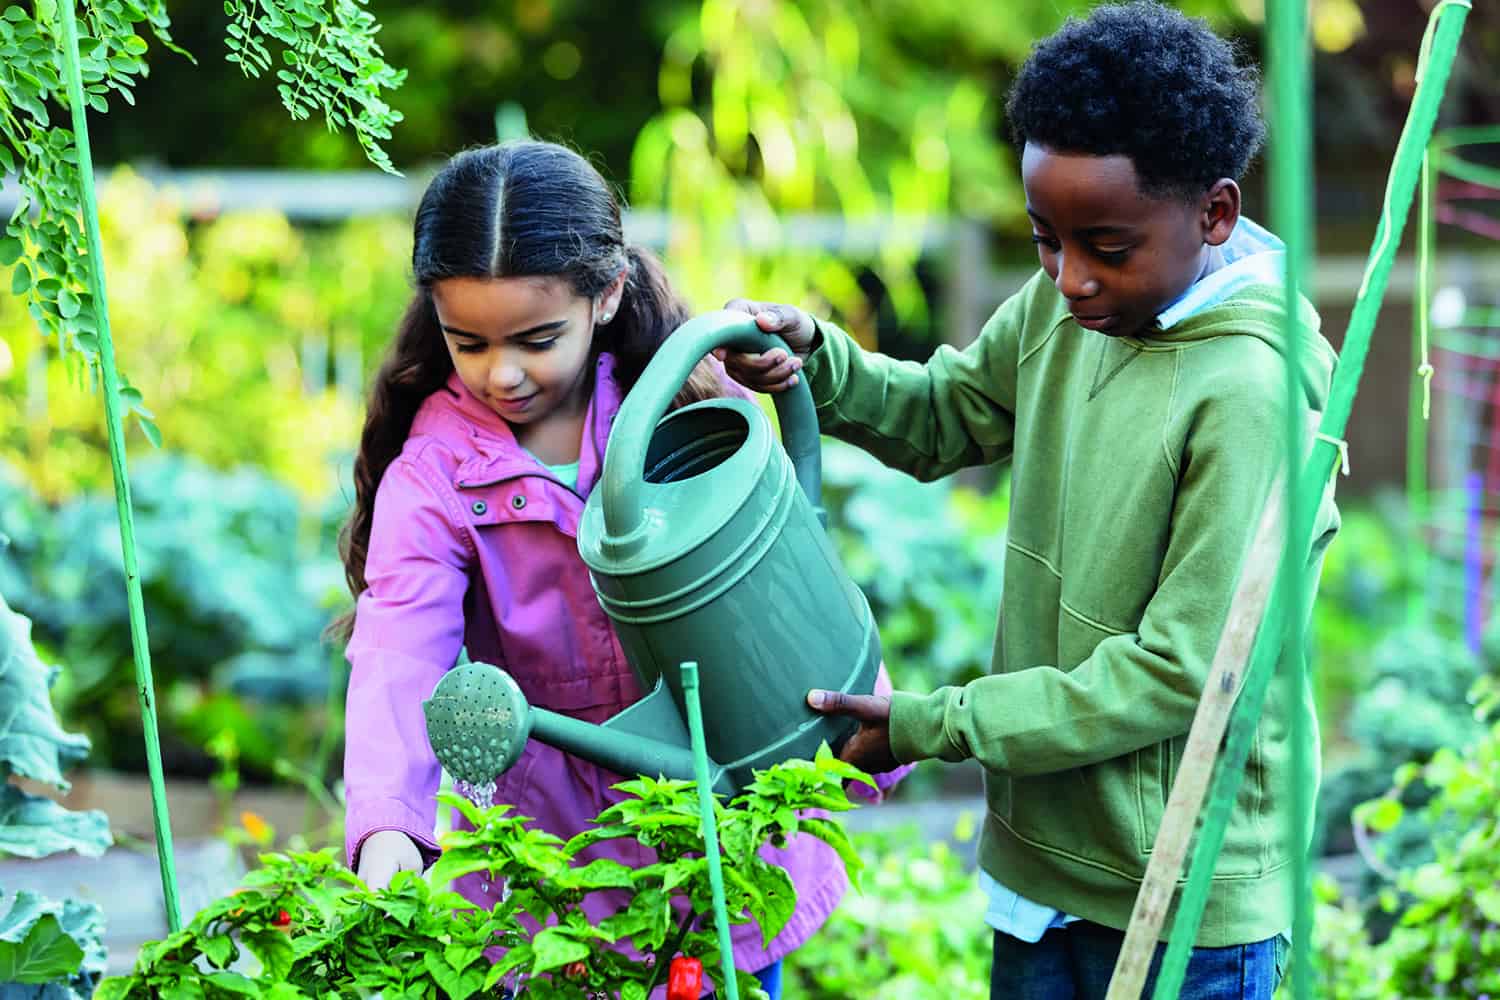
{"left": 666, "top": 955, "right": 703, "bottom": 1000}
{"left": 273, "top": 909, "right": 291, "bottom": 927}
{"left": 561, "top": 960, "right": 588, "bottom": 979}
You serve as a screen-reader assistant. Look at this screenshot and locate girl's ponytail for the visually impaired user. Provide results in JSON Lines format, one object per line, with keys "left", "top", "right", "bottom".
{"left": 609, "top": 245, "right": 723, "bottom": 408}
{"left": 331, "top": 292, "right": 452, "bottom": 640}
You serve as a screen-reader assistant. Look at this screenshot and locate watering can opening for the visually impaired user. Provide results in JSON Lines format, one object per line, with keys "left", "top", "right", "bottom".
{"left": 643, "top": 404, "right": 750, "bottom": 486}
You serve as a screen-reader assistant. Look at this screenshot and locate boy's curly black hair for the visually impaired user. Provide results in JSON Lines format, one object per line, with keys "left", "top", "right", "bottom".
{"left": 1006, "top": 1, "right": 1265, "bottom": 200}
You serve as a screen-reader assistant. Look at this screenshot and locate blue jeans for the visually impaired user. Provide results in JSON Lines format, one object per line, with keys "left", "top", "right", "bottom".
{"left": 707, "top": 959, "right": 782, "bottom": 998}
{"left": 754, "top": 959, "right": 783, "bottom": 999}
{"left": 990, "top": 922, "right": 1288, "bottom": 999}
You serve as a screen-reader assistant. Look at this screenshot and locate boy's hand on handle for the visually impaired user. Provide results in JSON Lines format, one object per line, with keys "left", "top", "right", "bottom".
{"left": 356, "top": 829, "right": 423, "bottom": 890}
{"left": 807, "top": 689, "right": 900, "bottom": 774}
{"left": 715, "top": 299, "right": 815, "bottom": 394}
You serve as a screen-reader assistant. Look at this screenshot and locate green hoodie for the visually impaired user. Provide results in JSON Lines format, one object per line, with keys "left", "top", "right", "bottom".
{"left": 803, "top": 270, "right": 1340, "bottom": 946}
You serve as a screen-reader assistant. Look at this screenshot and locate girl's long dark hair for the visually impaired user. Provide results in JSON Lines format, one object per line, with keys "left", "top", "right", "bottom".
{"left": 333, "top": 141, "right": 720, "bottom": 639}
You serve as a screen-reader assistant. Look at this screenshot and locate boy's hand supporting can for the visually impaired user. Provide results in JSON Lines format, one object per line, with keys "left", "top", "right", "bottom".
{"left": 806, "top": 689, "right": 900, "bottom": 774}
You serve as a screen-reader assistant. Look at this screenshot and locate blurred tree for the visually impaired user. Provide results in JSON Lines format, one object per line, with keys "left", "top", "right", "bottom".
{"left": 86, "top": 0, "right": 689, "bottom": 171}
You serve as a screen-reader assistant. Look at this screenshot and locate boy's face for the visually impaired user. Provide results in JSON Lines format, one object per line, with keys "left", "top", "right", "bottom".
{"left": 1021, "top": 143, "right": 1239, "bottom": 338}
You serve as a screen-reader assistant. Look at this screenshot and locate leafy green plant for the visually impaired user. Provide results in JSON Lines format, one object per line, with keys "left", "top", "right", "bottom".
{"left": 0, "top": 588, "right": 112, "bottom": 998}
{"left": 785, "top": 822, "right": 991, "bottom": 1000}
{"left": 1300, "top": 714, "right": 1500, "bottom": 999}
{"left": 99, "top": 747, "right": 873, "bottom": 999}
{"left": 1, "top": 0, "right": 402, "bottom": 394}
{"left": 223, "top": 0, "right": 405, "bottom": 174}
{"left": 1316, "top": 624, "right": 1489, "bottom": 870}
{"left": 0, "top": 454, "right": 345, "bottom": 778}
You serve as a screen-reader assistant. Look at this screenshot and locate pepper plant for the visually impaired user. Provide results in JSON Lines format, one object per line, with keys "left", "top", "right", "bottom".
{"left": 98, "top": 746, "right": 873, "bottom": 1000}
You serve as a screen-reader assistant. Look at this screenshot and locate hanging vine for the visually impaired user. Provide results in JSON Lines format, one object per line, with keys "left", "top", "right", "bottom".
{"left": 0, "top": 0, "right": 403, "bottom": 439}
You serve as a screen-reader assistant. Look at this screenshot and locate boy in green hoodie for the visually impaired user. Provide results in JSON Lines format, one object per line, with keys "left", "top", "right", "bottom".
{"left": 720, "top": 2, "right": 1339, "bottom": 997}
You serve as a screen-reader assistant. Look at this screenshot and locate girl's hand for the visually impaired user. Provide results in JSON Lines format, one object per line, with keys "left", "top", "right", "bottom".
{"left": 806, "top": 689, "right": 901, "bottom": 774}
{"left": 356, "top": 829, "right": 424, "bottom": 890}
{"left": 715, "top": 299, "right": 816, "bottom": 393}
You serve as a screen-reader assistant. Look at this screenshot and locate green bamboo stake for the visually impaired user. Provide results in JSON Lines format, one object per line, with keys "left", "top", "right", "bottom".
{"left": 1152, "top": 2, "right": 1470, "bottom": 995}
{"left": 681, "top": 663, "right": 739, "bottom": 1000}
{"left": 1407, "top": 148, "right": 1434, "bottom": 628}
{"left": 56, "top": 0, "right": 182, "bottom": 931}
{"left": 1265, "top": 0, "right": 1315, "bottom": 989}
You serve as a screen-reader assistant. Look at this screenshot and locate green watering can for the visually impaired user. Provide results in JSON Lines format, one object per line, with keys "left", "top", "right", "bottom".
{"left": 423, "top": 311, "right": 881, "bottom": 801}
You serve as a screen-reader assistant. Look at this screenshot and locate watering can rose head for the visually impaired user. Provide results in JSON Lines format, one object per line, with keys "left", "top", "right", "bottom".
{"left": 421, "top": 664, "right": 532, "bottom": 796}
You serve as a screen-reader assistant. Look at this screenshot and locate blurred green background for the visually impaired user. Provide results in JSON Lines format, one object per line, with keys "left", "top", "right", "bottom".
{"left": 2, "top": 0, "right": 1499, "bottom": 991}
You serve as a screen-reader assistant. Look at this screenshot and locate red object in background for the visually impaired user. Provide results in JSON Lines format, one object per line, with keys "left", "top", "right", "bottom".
{"left": 666, "top": 955, "right": 704, "bottom": 999}
{"left": 273, "top": 909, "right": 291, "bottom": 927}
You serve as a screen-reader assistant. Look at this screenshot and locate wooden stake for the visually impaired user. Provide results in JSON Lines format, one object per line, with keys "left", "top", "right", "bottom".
{"left": 1104, "top": 479, "right": 1287, "bottom": 1000}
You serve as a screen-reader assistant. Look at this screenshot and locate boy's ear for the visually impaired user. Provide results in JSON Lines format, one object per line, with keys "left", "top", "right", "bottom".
{"left": 1201, "top": 179, "right": 1241, "bottom": 247}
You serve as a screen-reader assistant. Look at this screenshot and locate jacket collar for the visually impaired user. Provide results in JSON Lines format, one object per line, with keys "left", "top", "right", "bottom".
{"left": 419, "top": 353, "right": 625, "bottom": 494}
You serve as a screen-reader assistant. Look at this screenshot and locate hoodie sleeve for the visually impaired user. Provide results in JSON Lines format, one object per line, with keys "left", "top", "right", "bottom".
{"left": 343, "top": 455, "right": 470, "bottom": 869}
{"left": 797, "top": 273, "right": 1048, "bottom": 482}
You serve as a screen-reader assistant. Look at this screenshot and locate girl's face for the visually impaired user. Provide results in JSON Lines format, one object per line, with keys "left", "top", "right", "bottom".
{"left": 430, "top": 274, "right": 623, "bottom": 435}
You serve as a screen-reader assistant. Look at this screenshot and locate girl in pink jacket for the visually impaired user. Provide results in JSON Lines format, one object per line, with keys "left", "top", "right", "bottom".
{"left": 336, "top": 140, "right": 904, "bottom": 996}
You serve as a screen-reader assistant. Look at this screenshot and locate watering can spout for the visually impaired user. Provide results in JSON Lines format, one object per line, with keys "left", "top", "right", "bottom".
{"left": 423, "top": 663, "right": 733, "bottom": 797}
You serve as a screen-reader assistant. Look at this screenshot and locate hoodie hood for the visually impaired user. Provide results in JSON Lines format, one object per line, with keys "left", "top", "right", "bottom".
{"left": 1137, "top": 281, "right": 1336, "bottom": 410}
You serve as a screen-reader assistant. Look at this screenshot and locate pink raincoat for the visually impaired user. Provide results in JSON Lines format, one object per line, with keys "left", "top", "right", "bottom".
{"left": 344, "top": 352, "right": 907, "bottom": 976}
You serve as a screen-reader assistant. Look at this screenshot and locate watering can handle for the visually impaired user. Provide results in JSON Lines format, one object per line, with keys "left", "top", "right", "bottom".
{"left": 601, "top": 310, "right": 823, "bottom": 539}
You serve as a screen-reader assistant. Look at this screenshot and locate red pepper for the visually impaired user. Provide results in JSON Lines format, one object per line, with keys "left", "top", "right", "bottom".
{"left": 272, "top": 909, "right": 291, "bottom": 927}
{"left": 666, "top": 956, "right": 703, "bottom": 1000}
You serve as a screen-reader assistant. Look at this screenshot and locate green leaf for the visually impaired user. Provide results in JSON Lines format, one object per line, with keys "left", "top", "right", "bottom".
{"left": 621, "top": 983, "right": 648, "bottom": 1000}
{"left": 0, "top": 892, "right": 102, "bottom": 984}
{"left": 206, "top": 971, "right": 259, "bottom": 995}
{"left": 1353, "top": 796, "right": 1404, "bottom": 834}
{"left": 529, "top": 926, "right": 590, "bottom": 974}
{"left": 121, "top": 34, "right": 148, "bottom": 55}
{"left": 139, "top": 418, "right": 162, "bottom": 449}
{"left": 11, "top": 262, "right": 31, "bottom": 295}
{"left": 57, "top": 286, "right": 81, "bottom": 318}
{"left": 422, "top": 949, "right": 478, "bottom": 1000}
{"left": 0, "top": 786, "right": 112, "bottom": 859}
{"left": 555, "top": 857, "right": 636, "bottom": 892}
{"left": 1475, "top": 887, "right": 1500, "bottom": 924}
{"left": 0, "top": 911, "right": 82, "bottom": 983}
{"left": 0, "top": 597, "right": 97, "bottom": 790}
{"left": 200, "top": 932, "right": 236, "bottom": 967}
{"left": 94, "top": 979, "right": 132, "bottom": 1000}
{"left": 0, "top": 237, "right": 21, "bottom": 266}
{"left": 443, "top": 941, "right": 485, "bottom": 974}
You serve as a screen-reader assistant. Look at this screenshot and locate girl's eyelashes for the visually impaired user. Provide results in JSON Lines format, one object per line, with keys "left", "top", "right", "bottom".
{"left": 451, "top": 336, "right": 559, "bottom": 354}
{"left": 1093, "top": 246, "right": 1132, "bottom": 263}
{"left": 1030, "top": 233, "right": 1060, "bottom": 251}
